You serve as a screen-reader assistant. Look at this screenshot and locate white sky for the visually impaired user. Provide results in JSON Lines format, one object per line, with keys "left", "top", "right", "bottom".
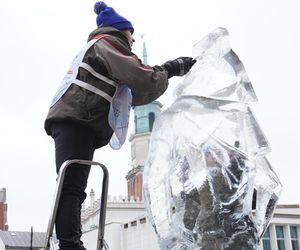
{"left": 0, "top": 0, "right": 299, "bottom": 232}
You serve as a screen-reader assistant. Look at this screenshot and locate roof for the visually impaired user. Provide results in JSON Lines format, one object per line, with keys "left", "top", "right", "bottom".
{"left": 0, "top": 230, "right": 45, "bottom": 248}
{"left": 276, "top": 204, "right": 299, "bottom": 209}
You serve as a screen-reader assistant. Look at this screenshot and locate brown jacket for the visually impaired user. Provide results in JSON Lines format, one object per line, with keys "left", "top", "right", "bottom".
{"left": 44, "top": 27, "right": 169, "bottom": 148}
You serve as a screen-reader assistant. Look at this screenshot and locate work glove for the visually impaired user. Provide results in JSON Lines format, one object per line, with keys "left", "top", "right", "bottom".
{"left": 162, "top": 57, "right": 196, "bottom": 79}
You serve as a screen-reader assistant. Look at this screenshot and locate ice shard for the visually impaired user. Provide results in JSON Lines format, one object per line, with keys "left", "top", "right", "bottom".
{"left": 143, "top": 28, "right": 282, "bottom": 250}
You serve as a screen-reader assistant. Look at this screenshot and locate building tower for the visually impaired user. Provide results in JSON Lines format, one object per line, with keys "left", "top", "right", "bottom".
{"left": 0, "top": 188, "right": 8, "bottom": 230}
{"left": 126, "top": 35, "right": 162, "bottom": 201}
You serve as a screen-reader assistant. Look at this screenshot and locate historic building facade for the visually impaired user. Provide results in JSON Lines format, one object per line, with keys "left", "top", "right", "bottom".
{"left": 0, "top": 188, "right": 8, "bottom": 231}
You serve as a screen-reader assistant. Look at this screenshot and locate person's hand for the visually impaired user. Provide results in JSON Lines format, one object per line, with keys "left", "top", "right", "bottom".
{"left": 162, "top": 57, "right": 196, "bottom": 78}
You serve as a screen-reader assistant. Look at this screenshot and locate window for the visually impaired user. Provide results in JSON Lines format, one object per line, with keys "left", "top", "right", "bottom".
{"left": 139, "top": 217, "right": 146, "bottom": 224}
{"left": 90, "top": 224, "right": 97, "bottom": 230}
{"left": 290, "top": 226, "right": 299, "bottom": 250}
{"left": 262, "top": 227, "right": 271, "bottom": 250}
{"left": 148, "top": 112, "right": 155, "bottom": 132}
{"left": 134, "top": 115, "right": 137, "bottom": 134}
{"left": 131, "top": 143, "right": 136, "bottom": 160}
{"left": 131, "top": 220, "right": 137, "bottom": 227}
{"left": 276, "top": 225, "right": 285, "bottom": 250}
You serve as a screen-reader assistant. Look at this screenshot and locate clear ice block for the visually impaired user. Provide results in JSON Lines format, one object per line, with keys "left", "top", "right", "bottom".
{"left": 143, "top": 27, "right": 282, "bottom": 250}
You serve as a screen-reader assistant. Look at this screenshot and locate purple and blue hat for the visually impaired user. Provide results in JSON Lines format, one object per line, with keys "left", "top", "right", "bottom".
{"left": 94, "top": 1, "right": 134, "bottom": 33}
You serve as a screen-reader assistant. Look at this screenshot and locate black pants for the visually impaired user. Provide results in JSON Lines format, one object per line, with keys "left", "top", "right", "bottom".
{"left": 50, "top": 121, "right": 96, "bottom": 250}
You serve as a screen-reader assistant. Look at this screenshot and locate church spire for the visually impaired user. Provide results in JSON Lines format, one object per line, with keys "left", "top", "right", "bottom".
{"left": 126, "top": 34, "right": 162, "bottom": 201}
{"left": 140, "top": 34, "right": 148, "bottom": 65}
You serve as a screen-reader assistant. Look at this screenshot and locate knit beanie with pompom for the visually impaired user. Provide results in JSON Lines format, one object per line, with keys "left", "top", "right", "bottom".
{"left": 94, "top": 1, "right": 134, "bottom": 33}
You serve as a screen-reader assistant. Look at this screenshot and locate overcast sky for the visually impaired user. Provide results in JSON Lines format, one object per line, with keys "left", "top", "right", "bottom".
{"left": 0, "top": 0, "right": 299, "bottom": 232}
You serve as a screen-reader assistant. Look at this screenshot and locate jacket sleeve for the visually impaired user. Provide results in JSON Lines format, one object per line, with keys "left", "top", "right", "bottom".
{"left": 93, "top": 37, "right": 169, "bottom": 106}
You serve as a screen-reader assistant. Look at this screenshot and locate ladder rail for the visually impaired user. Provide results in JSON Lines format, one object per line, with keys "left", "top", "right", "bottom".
{"left": 44, "top": 159, "right": 109, "bottom": 250}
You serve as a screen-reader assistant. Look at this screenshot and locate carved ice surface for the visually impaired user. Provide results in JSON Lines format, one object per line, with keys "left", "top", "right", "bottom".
{"left": 143, "top": 28, "right": 282, "bottom": 250}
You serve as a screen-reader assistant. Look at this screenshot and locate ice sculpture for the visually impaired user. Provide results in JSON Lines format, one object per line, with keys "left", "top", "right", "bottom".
{"left": 143, "top": 28, "right": 282, "bottom": 250}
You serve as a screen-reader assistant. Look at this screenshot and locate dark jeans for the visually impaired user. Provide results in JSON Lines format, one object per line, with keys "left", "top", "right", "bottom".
{"left": 50, "top": 121, "right": 96, "bottom": 250}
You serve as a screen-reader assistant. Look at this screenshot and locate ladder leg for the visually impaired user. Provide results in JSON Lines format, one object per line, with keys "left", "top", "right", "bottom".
{"left": 44, "top": 159, "right": 109, "bottom": 250}
{"left": 96, "top": 162, "right": 109, "bottom": 250}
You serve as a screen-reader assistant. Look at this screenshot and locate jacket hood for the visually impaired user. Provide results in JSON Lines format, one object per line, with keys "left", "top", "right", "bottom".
{"left": 87, "top": 26, "right": 131, "bottom": 50}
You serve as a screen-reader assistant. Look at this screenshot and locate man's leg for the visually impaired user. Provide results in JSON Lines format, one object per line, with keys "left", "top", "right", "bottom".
{"left": 51, "top": 121, "right": 96, "bottom": 250}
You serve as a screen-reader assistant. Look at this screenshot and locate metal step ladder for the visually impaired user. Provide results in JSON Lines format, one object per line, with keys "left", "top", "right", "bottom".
{"left": 43, "top": 159, "right": 109, "bottom": 250}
